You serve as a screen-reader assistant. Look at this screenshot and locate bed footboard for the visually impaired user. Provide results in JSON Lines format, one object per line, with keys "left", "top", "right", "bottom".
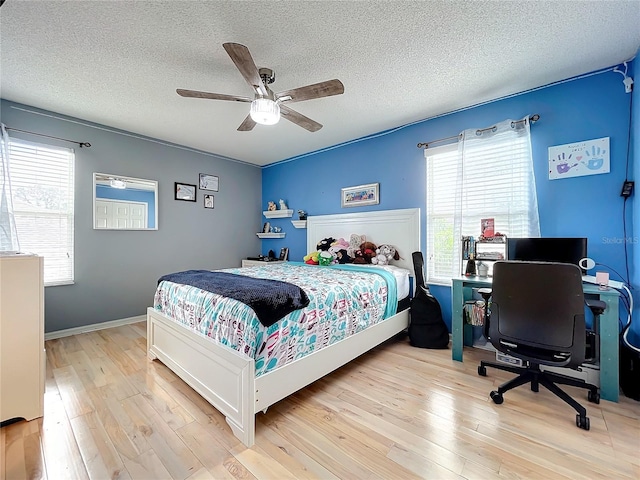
{"left": 146, "top": 308, "right": 256, "bottom": 446}
{"left": 147, "top": 306, "right": 409, "bottom": 448}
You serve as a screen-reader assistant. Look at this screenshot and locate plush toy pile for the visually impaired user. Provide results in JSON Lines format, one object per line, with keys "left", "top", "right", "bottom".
{"left": 304, "top": 234, "right": 400, "bottom": 266}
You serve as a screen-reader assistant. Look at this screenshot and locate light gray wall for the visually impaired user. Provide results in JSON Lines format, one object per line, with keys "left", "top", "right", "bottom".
{"left": 1, "top": 100, "right": 262, "bottom": 333}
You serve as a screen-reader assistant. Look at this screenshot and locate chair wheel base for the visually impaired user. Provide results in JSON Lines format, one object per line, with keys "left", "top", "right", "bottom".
{"left": 576, "top": 414, "right": 590, "bottom": 430}
{"left": 490, "top": 391, "right": 503, "bottom": 404}
{"left": 478, "top": 365, "right": 487, "bottom": 376}
{"left": 587, "top": 390, "right": 600, "bottom": 404}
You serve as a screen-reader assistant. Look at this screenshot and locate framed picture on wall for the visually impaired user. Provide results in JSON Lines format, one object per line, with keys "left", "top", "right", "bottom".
{"left": 199, "top": 173, "right": 219, "bottom": 191}
{"left": 204, "top": 194, "right": 214, "bottom": 209}
{"left": 175, "top": 182, "right": 196, "bottom": 201}
{"left": 341, "top": 183, "right": 379, "bottom": 208}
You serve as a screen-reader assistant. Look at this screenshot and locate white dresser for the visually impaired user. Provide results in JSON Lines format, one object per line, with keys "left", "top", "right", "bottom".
{"left": 0, "top": 253, "right": 45, "bottom": 423}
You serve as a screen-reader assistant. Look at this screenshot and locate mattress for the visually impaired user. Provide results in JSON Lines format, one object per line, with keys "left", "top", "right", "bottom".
{"left": 338, "top": 264, "right": 411, "bottom": 300}
{"left": 153, "top": 263, "right": 399, "bottom": 377}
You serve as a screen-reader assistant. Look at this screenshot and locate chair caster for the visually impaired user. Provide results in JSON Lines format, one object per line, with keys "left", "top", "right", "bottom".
{"left": 478, "top": 365, "right": 487, "bottom": 377}
{"left": 490, "top": 391, "right": 503, "bottom": 404}
{"left": 576, "top": 414, "right": 590, "bottom": 430}
{"left": 587, "top": 390, "right": 600, "bottom": 404}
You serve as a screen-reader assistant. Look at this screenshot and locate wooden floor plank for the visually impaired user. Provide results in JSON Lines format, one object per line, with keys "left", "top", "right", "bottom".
{"left": 3, "top": 325, "right": 638, "bottom": 480}
{"left": 40, "top": 393, "right": 89, "bottom": 480}
{"left": 253, "top": 422, "right": 340, "bottom": 480}
{"left": 121, "top": 448, "right": 173, "bottom": 480}
{"left": 85, "top": 387, "right": 146, "bottom": 461}
{"left": 69, "top": 411, "right": 131, "bottom": 480}
{"left": 176, "top": 421, "right": 240, "bottom": 475}
{"left": 1, "top": 423, "right": 47, "bottom": 480}
{"left": 143, "top": 419, "right": 203, "bottom": 480}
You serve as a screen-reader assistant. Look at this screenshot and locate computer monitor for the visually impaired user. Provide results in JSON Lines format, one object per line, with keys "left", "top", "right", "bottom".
{"left": 507, "top": 237, "right": 588, "bottom": 272}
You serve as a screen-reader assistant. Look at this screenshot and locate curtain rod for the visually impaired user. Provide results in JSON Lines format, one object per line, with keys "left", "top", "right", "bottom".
{"left": 4, "top": 126, "right": 91, "bottom": 148}
{"left": 417, "top": 114, "right": 540, "bottom": 149}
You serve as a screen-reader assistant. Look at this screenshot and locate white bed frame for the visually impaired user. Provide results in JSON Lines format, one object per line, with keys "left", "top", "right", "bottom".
{"left": 147, "top": 208, "right": 420, "bottom": 447}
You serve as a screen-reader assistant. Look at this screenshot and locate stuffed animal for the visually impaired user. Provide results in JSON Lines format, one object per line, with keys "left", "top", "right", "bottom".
{"left": 371, "top": 244, "right": 400, "bottom": 266}
{"left": 335, "top": 249, "right": 352, "bottom": 264}
{"left": 353, "top": 241, "right": 377, "bottom": 264}
{"left": 267, "top": 201, "right": 277, "bottom": 211}
{"left": 303, "top": 251, "right": 319, "bottom": 265}
{"left": 347, "top": 233, "right": 366, "bottom": 258}
{"left": 318, "top": 251, "right": 334, "bottom": 266}
{"left": 332, "top": 237, "right": 350, "bottom": 250}
{"left": 316, "top": 237, "right": 336, "bottom": 252}
{"left": 328, "top": 237, "right": 352, "bottom": 264}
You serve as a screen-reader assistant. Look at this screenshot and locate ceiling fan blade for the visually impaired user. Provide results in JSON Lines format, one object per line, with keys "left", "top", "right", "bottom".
{"left": 276, "top": 79, "right": 344, "bottom": 104}
{"left": 280, "top": 104, "right": 322, "bottom": 132}
{"left": 237, "top": 114, "right": 256, "bottom": 132}
{"left": 176, "top": 89, "right": 251, "bottom": 102}
{"left": 223, "top": 43, "right": 268, "bottom": 97}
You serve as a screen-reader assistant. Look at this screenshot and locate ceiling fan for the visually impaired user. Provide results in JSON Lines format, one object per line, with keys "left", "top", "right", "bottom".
{"left": 177, "top": 43, "right": 344, "bottom": 132}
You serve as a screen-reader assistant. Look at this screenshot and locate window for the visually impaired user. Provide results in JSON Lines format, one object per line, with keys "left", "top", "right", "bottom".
{"left": 426, "top": 143, "right": 460, "bottom": 284}
{"left": 425, "top": 118, "right": 540, "bottom": 284}
{"left": 8, "top": 138, "right": 75, "bottom": 285}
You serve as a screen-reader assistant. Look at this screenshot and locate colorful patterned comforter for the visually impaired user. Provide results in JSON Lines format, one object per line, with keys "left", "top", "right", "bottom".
{"left": 153, "top": 263, "right": 396, "bottom": 377}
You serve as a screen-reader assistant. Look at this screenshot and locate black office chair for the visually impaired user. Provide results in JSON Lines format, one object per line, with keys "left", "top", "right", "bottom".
{"left": 477, "top": 261, "right": 601, "bottom": 430}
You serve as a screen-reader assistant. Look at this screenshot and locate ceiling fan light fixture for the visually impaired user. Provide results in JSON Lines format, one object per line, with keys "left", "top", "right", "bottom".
{"left": 250, "top": 98, "right": 280, "bottom": 125}
{"left": 110, "top": 178, "right": 127, "bottom": 189}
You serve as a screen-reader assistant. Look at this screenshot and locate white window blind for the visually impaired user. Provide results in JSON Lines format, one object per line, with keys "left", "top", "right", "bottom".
{"left": 425, "top": 117, "right": 540, "bottom": 284}
{"left": 8, "top": 139, "right": 75, "bottom": 285}
{"left": 426, "top": 144, "right": 460, "bottom": 284}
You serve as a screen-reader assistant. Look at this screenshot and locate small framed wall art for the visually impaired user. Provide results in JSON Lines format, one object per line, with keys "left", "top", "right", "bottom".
{"left": 175, "top": 182, "right": 196, "bottom": 202}
{"left": 341, "top": 183, "right": 379, "bottom": 208}
{"left": 199, "top": 173, "right": 219, "bottom": 191}
{"left": 204, "top": 194, "right": 214, "bottom": 209}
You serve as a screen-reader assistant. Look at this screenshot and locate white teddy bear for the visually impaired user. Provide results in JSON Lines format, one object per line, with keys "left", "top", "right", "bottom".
{"left": 371, "top": 244, "right": 398, "bottom": 266}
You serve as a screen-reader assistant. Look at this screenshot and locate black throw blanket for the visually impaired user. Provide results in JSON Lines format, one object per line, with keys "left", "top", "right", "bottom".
{"left": 158, "top": 270, "right": 310, "bottom": 327}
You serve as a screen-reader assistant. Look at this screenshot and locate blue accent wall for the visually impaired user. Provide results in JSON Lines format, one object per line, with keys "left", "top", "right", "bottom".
{"left": 95, "top": 184, "right": 156, "bottom": 228}
{"left": 263, "top": 64, "right": 638, "bottom": 345}
{"left": 630, "top": 51, "right": 639, "bottom": 347}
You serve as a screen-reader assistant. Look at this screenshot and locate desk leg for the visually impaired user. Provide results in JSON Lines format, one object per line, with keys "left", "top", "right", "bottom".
{"left": 451, "top": 282, "right": 464, "bottom": 362}
{"left": 599, "top": 295, "right": 619, "bottom": 402}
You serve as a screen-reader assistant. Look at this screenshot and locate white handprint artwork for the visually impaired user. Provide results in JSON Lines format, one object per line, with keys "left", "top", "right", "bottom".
{"left": 548, "top": 137, "right": 609, "bottom": 180}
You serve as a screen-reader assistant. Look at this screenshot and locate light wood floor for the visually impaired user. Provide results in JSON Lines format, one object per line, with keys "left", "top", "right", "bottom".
{"left": 2, "top": 322, "right": 639, "bottom": 480}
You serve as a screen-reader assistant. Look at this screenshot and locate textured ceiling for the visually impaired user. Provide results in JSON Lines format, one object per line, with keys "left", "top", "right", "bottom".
{"left": 1, "top": 1, "right": 639, "bottom": 166}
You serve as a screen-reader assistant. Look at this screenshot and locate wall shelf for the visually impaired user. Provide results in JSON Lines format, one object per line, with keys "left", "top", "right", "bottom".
{"left": 263, "top": 209, "right": 293, "bottom": 219}
{"left": 256, "top": 232, "right": 286, "bottom": 239}
{"left": 291, "top": 220, "right": 307, "bottom": 229}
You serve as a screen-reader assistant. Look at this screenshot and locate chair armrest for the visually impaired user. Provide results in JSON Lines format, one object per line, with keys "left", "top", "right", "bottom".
{"left": 585, "top": 299, "right": 606, "bottom": 316}
{"left": 478, "top": 288, "right": 492, "bottom": 299}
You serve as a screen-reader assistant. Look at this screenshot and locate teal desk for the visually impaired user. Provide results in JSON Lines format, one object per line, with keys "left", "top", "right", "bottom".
{"left": 451, "top": 276, "right": 620, "bottom": 402}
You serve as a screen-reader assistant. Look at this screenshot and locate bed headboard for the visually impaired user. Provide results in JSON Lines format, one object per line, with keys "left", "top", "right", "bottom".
{"left": 306, "top": 208, "right": 421, "bottom": 274}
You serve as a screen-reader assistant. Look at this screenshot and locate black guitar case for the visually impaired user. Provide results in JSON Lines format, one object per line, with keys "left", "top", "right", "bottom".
{"left": 408, "top": 251, "right": 449, "bottom": 349}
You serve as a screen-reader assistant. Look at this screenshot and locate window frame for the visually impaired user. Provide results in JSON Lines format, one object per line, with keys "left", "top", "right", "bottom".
{"left": 425, "top": 126, "right": 538, "bottom": 286}
{"left": 8, "top": 137, "right": 75, "bottom": 286}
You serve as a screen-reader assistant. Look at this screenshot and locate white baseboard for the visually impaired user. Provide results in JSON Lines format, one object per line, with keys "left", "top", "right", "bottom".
{"left": 45, "top": 315, "right": 146, "bottom": 341}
